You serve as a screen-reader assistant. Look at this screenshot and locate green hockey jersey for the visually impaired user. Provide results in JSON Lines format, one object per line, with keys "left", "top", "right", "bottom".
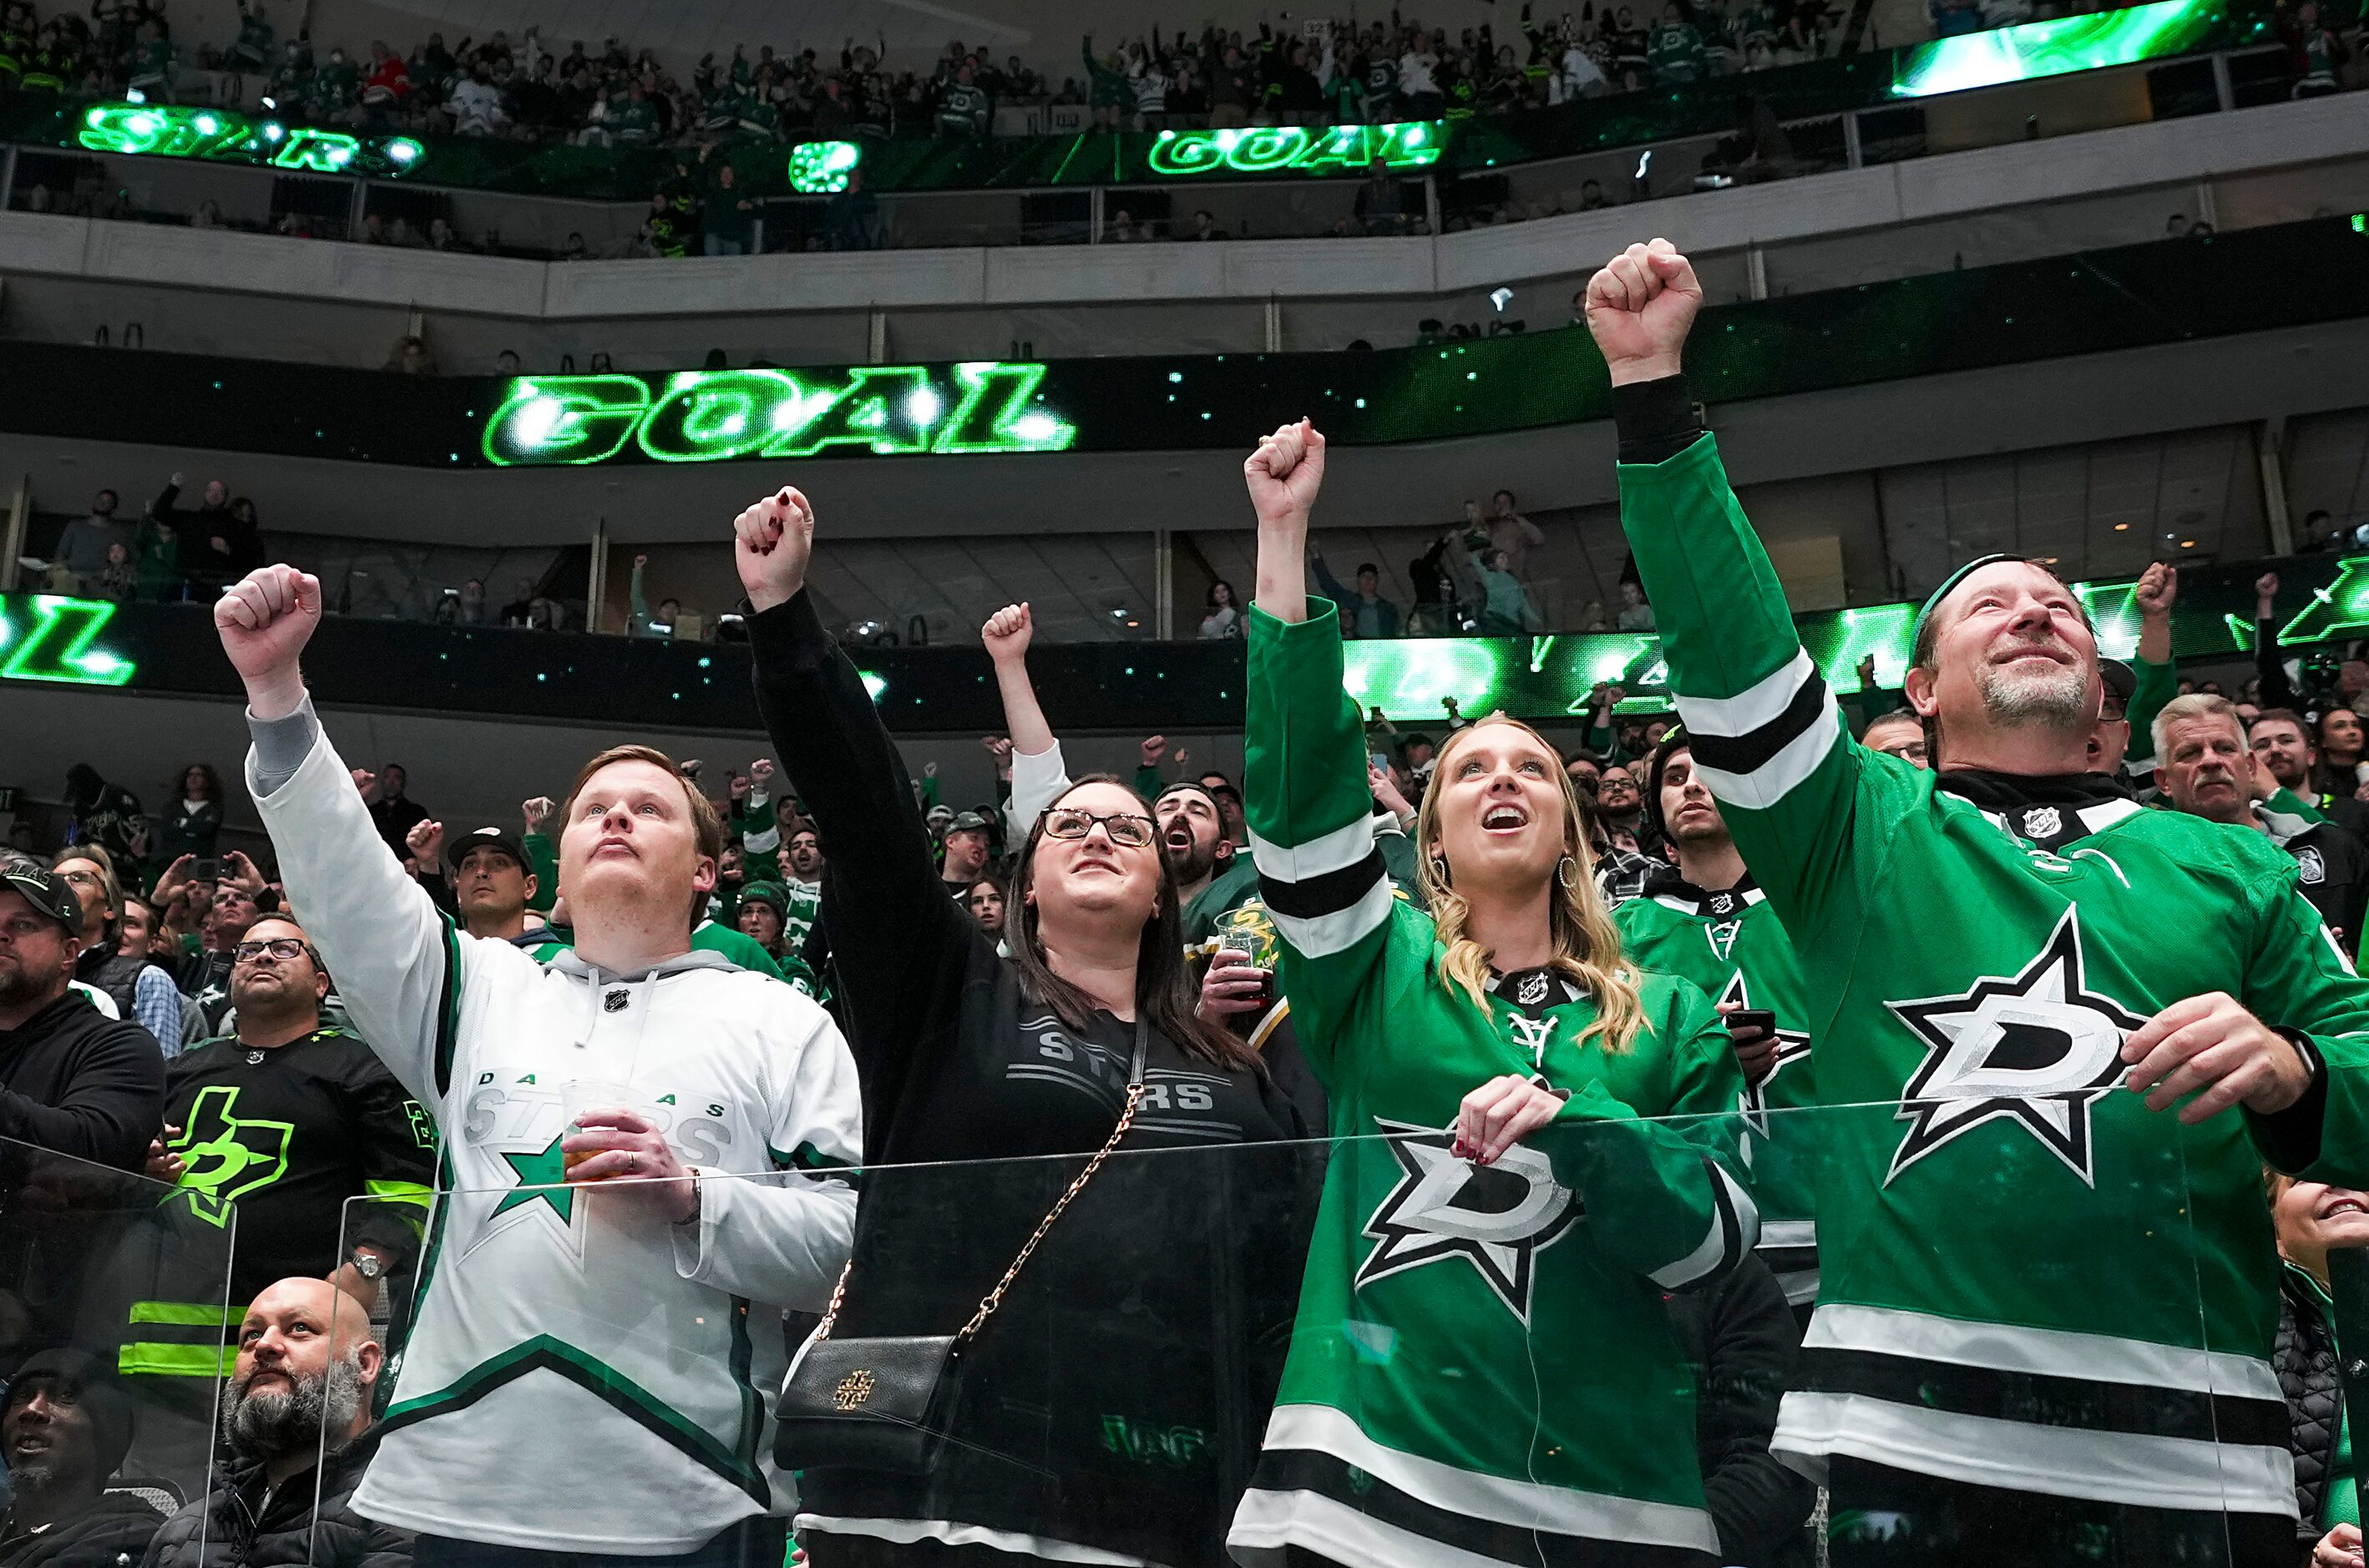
{"left": 1619, "top": 416, "right": 2369, "bottom": 1516}
{"left": 1613, "top": 871, "right": 1820, "bottom": 1301}
{"left": 1227, "top": 600, "right": 1756, "bottom": 1568}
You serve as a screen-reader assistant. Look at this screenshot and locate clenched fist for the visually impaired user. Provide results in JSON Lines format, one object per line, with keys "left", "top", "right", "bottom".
{"left": 215, "top": 564, "right": 322, "bottom": 721}
{"left": 2135, "top": 561, "right": 2178, "bottom": 617}
{"left": 732, "top": 487, "right": 815, "bottom": 614}
{"left": 1582, "top": 238, "right": 1703, "bottom": 387}
{"left": 983, "top": 603, "right": 1033, "bottom": 665}
{"left": 1243, "top": 418, "right": 1327, "bottom": 534}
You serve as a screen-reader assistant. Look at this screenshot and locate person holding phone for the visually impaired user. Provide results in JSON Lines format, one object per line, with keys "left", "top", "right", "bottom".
{"left": 1228, "top": 418, "right": 1754, "bottom": 1568}
{"left": 1614, "top": 734, "right": 1821, "bottom": 1313}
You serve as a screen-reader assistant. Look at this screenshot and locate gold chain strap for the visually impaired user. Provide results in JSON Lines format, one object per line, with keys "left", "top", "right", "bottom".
{"left": 809, "top": 1080, "right": 1147, "bottom": 1346}
{"left": 959, "top": 1081, "right": 1144, "bottom": 1342}
{"left": 812, "top": 1258, "right": 855, "bottom": 1342}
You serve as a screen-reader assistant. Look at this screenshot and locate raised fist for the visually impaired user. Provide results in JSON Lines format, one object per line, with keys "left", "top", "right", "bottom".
{"left": 1243, "top": 418, "right": 1328, "bottom": 533}
{"left": 1582, "top": 239, "right": 1703, "bottom": 387}
{"left": 982, "top": 602, "right": 1033, "bottom": 665}
{"left": 1141, "top": 734, "right": 1167, "bottom": 767}
{"left": 2135, "top": 561, "right": 2179, "bottom": 617}
{"left": 2255, "top": 571, "right": 2280, "bottom": 612}
{"left": 751, "top": 756, "right": 777, "bottom": 787}
{"left": 731, "top": 486, "right": 814, "bottom": 613}
{"left": 215, "top": 564, "right": 323, "bottom": 720}
{"left": 406, "top": 818, "right": 445, "bottom": 864}
{"left": 522, "top": 796, "right": 556, "bottom": 832}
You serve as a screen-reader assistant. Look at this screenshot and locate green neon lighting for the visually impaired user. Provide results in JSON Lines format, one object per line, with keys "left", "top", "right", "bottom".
{"left": 482, "top": 365, "right": 1076, "bottom": 468}
{"left": 2280, "top": 558, "right": 2369, "bottom": 644}
{"left": 0, "top": 596, "right": 136, "bottom": 685}
{"left": 1145, "top": 119, "right": 1444, "bottom": 178}
{"left": 788, "top": 140, "right": 861, "bottom": 194}
{"left": 77, "top": 100, "right": 423, "bottom": 176}
{"left": 1890, "top": 0, "right": 2218, "bottom": 98}
{"left": 2073, "top": 580, "right": 2141, "bottom": 661}
{"left": 1343, "top": 639, "right": 1505, "bottom": 717}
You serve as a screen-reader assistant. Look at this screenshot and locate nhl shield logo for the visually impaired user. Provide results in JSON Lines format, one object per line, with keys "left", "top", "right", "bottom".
{"left": 2297, "top": 846, "right": 2328, "bottom": 886}
{"left": 1515, "top": 970, "right": 1551, "bottom": 1007}
{"left": 1705, "top": 891, "right": 1740, "bottom": 918}
{"left": 2021, "top": 806, "right": 2063, "bottom": 842}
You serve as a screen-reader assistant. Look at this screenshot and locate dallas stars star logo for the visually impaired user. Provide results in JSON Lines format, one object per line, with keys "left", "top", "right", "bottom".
{"left": 1884, "top": 909, "right": 2143, "bottom": 1187}
{"left": 493, "top": 1131, "right": 578, "bottom": 1222}
{"left": 1356, "top": 1120, "right": 1580, "bottom": 1323}
{"left": 1718, "top": 972, "right": 1810, "bottom": 1135}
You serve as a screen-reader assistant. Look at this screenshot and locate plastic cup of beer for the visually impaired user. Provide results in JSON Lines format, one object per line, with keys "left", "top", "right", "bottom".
{"left": 559, "top": 1079, "right": 644, "bottom": 1182}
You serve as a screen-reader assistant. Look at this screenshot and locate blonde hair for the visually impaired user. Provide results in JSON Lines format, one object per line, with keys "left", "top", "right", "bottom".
{"left": 1415, "top": 716, "right": 1648, "bottom": 1055}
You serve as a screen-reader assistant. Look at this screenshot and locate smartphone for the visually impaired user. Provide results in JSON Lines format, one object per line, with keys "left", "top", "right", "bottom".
{"left": 1370, "top": 751, "right": 1390, "bottom": 771}
{"left": 190, "top": 856, "right": 221, "bottom": 882}
{"left": 1727, "top": 1008, "right": 1775, "bottom": 1037}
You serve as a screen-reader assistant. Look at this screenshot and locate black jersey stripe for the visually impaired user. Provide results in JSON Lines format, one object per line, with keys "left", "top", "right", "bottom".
{"left": 1686, "top": 670, "right": 1832, "bottom": 781}
{"left": 1244, "top": 1449, "right": 1718, "bottom": 1568}
{"left": 1799, "top": 1347, "right": 2291, "bottom": 1449}
{"left": 1259, "top": 847, "right": 1388, "bottom": 919}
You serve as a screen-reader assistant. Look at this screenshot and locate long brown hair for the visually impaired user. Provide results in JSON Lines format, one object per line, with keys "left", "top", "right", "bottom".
{"left": 1414, "top": 717, "right": 1648, "bottom": 1055}
{"left": 1006, "top": 775, "right": 1256, "bottom": 1072}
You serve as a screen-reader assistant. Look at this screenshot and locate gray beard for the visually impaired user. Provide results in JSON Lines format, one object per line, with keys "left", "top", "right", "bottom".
{"left": 1977, "top": 660, "right": 2091, "bottom": 731}
{"left": 219, "top": 1358, "right": 364, "bottom": 1464}
{"left": 9, "top": 1459, "right": 57, "bottom": 1494}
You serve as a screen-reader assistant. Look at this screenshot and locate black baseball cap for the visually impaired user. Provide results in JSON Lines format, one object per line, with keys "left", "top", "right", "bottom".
{"left": 1, "top": 862, "right": 80, "bottom": 931}
{"left": 451, "top": 827, "right": 529, "bottom": 873}
{"left": 2099, "top": 659, "right": 2137, "bottom": 708}
{"left": 947, "top": 811, "right": 994, "bottom": 834}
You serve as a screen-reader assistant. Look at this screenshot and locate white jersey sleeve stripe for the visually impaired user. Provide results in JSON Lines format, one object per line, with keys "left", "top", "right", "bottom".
{"left": 1673, "top": 647, "right": 1820, "bottom": 736}
{"left": 1249, "top": 812, "right": 1378, "bottom": 885}
{"left": 1266, "top": 876, "right": 1396, "bottom": 960}
{"left": 1693, "top": 706, "right": 1843, "bottom": 812}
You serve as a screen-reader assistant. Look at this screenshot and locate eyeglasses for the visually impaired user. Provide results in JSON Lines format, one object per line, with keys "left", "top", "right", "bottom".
{"left": 232, "top": 938, "right": 312, "bottom": 964}
{"left": 1042, "top": 807, "right": 1156, "bottom": 848}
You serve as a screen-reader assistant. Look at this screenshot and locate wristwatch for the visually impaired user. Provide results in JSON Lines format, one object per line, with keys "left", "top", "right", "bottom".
{"left": 346, "top": 1248, "right": 386, "bottom": 1282}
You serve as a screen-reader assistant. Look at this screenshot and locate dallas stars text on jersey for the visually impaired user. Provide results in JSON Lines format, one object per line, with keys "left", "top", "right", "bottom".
{"left": 1619, "top": 416, "right": 2369, "bottom": 1518}
{"left": 1614, "top": 874, "right": 1820, "bottom": 1299}
{"left": 1226, "top": 601, "right": 1758, "bottom": 1568}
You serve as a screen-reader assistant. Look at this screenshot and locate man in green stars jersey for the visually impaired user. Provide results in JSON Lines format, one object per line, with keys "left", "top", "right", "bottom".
{"left": 1616, "top": 734, "right": 1820, "bottom": 1308}
{"left": 1589, "top": 237, "right": 2369, "bottom": 1568}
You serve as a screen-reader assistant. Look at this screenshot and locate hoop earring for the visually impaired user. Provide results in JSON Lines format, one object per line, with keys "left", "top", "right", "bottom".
{"left": 1429, "top": 855, "right": 1450, "bottom": 887}
{"left": 1557, "top": 856, "right": 1582, "bottom": 889}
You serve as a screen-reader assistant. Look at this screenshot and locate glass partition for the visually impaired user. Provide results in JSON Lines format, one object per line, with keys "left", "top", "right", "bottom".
{"left": 314, "top": 1069, "right": 2330, "bottom": 1566}
{"left": 0, "top": 1136, "right": 238, "bottom": 1552}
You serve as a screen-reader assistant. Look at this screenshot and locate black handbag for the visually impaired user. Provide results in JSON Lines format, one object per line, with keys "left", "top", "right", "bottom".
{"left": 775, "top": 1020, "right": 1147, "bottom": 1475}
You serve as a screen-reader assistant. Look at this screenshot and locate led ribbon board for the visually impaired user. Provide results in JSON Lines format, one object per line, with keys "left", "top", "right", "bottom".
{"left": 0, "top": 596, "right": 135, "bottom": 685}
{"left": 1146, "top": 120, "right": 1444, "bottom": 178}
{"left": 78, "top": 101, "right": 424, "bottom": 176}
{"left": 1338, "top": 567, "right": 2245, "bottom": 721}
{"left": 482, "top": 364, "right": 1078, "bottom": 467}
{"left": 787, "top": 140, "right": 862, "bottom": 194}
{"left": 1889, "top": 0, "right": 2219, "bottom": 97}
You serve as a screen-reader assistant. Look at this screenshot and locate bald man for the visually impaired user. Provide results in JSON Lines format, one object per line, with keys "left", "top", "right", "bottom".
{"left": 143, "top": 1278, "right": 410, "bottom": 1568}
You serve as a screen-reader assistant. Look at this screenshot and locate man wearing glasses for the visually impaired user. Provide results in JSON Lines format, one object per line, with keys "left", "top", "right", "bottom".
{"left": 126, "top": 914, "right": 436, "bottom": 1388}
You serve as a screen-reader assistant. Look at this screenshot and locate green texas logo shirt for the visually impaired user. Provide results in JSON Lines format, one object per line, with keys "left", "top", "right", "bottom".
{"left": 170, "top": 1085, "right": 291, "bottom": 1227}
